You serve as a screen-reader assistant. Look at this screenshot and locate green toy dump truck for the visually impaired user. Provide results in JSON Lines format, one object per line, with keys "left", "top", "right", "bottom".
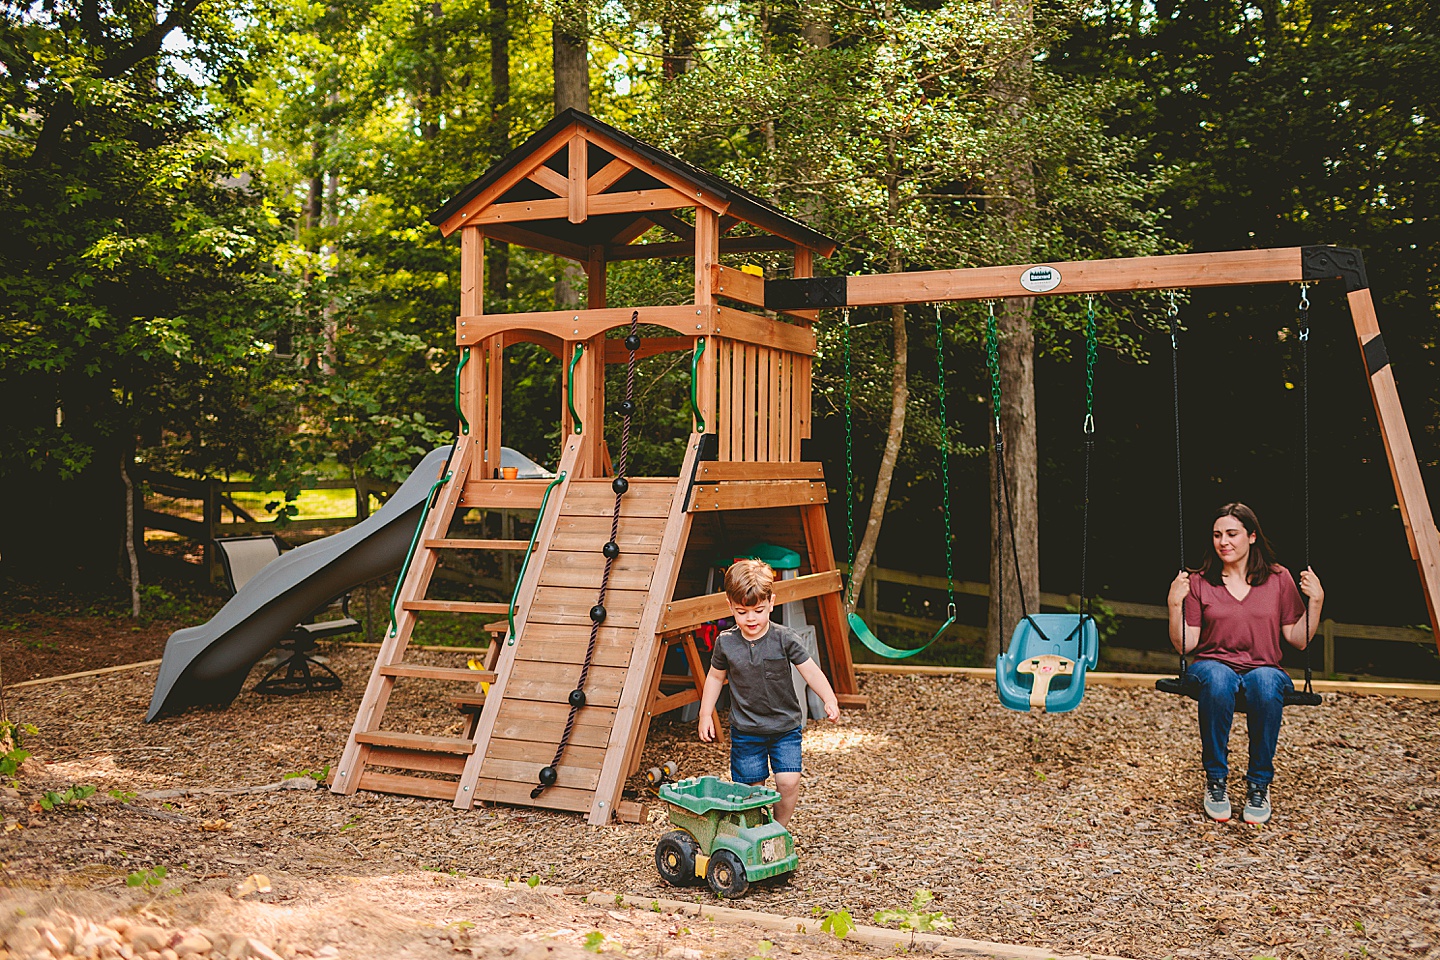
{"left": 654, "top": 776, "right": 798, "bottom": 897}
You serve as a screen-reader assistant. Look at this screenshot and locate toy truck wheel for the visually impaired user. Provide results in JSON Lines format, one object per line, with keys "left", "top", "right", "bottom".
{"left": 661, "top": 760, "right": 679, "bottom": 780}
{"left": 646, "top": 767, "right": 664, "bottom": 787}
{"left": 705, "top": 850, "right": 749, "bottom": 898}
{"left": 654, "top": 831, "right": 700, "bottom": 887}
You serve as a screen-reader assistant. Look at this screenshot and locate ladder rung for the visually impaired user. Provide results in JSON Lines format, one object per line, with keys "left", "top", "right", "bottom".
{"left": 402, "top": 600, "right": 510, "bottom": 614}
{"left": 379, "top": 665, "right": 497, "bottom": 682}
{"left": 449, "top": 693, "right": 487, "bottom": 708}
{"left": 356, "top": 771, "right": 460, "bottom": 801}
{"left": 424, "top": 538, "right": 530, "bottom": 551}
{"left": 353, "top": 731, "right": 476, "bottom": 754}
{"left": 483, "top": 621, "right": 509, "bottom": 634}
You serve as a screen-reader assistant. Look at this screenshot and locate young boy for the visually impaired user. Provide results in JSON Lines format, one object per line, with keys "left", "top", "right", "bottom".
{"left": 696, "top": 558, "right": 840, "bottom": 826}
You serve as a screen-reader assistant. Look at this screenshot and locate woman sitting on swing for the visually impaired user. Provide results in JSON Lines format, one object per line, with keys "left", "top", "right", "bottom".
{"left": 1166, "top": 502, "right": 1324, "bottom": 825}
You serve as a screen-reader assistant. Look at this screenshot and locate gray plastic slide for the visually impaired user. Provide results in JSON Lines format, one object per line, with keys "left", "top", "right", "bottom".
{"left": 145, "top": 446, "right": 453, "bottom": 721}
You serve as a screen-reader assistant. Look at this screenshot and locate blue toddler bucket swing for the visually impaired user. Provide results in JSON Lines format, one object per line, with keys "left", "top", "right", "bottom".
{"left": 990, "top": 298, "right": 1098, "bottom": 714}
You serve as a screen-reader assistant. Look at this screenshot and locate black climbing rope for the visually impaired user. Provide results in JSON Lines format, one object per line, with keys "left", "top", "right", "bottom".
{"left": 533, "top": 310, "right": 643, "bottom": 798}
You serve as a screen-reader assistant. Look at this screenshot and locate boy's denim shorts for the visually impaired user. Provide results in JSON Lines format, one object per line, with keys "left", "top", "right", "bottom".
{"left": 730, "top": 726, "right": 803, "bottom": 784}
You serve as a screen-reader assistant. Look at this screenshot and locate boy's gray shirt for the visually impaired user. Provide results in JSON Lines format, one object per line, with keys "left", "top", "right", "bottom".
{"left": 710, "top": 622, "right": 811, "bottom": 735}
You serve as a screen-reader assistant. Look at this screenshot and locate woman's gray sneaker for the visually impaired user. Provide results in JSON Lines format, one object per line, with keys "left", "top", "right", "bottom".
{"left": 1204, "top": 778, "right": 1231, "bottom": 822}
{"left": 1243, "top": 782, "right": 1272, "bottom": 825}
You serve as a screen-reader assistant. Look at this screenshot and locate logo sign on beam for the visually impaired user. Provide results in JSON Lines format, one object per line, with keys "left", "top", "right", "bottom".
{"left": 1020, "top": 265, "right": 1062, "bottom": 294}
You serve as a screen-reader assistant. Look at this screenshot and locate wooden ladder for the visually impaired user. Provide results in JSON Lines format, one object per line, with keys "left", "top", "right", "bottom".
{"left": 330, "top": 435, "right": 580, "bottom": 803}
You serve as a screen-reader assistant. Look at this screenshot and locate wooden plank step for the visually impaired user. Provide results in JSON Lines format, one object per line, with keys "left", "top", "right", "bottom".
{"left": 474, "top": 778, "right": 592, "bottom": 813}
{"left": 356, "top": 771, "right": 459, "bottom": 801}
{"left": 460, "top": 480, "right": 552, "bottom": 509}
{"left": 378, "top": 665, "right": 497, "bottom": 683}
{"left": 353, "top": 731, "right": 477, "bottom": 754}
{"left": 449, "top": 693, "right": 487, "bottom": 708}
{"left": 424, "top": 538, "right": 530, "bottom": 550}
{"left": 688, "top": 480, "right": 828, "bottom": 512}
{"left": 402, "top": 600, "right": 510, "bottom": 614}
{"left": 550, "top": 516, "right": 667, "bottom": 553}
{"left": 364, "top": 746, "right": 468, "bottom": 776}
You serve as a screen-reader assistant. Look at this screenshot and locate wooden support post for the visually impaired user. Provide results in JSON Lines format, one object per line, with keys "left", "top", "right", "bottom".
{"left": 694, "top": 208, "right": 720, "bottom": 435}
{"left": 799, "top": 502, "right": 860, "bottom": 699}
{"left": 1347, "top": 288, "right": 1440, "bottom": 653}
{"left": 484, "top": 334, "right": 504, "bottom": 481}
{"left": 791, "top": 245, "right": 818, "bottom": 323}
{"left": 1322, "top": 618, "right": 1335, "bottom": 677}
{"left": 568, "top": 135, "right": 588, "bottom": 224}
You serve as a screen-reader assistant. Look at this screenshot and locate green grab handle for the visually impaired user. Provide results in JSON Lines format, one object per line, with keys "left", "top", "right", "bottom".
{"left": 454, "top": 349, "right": 470, "bottom": 436}
{"left": 507, "top": 470, "right": 567, "bottom": 643}
{"left": 566, "top": 343, "right": 584, "bottom": 434}
{"left": 848, "top": 610, "right": 954, "bottom": 660}
{"left": 690, "top": 337, "right": 706, "bottom": 433}
{"left": 388, "top": 472, "right": 452, "bottom": 637}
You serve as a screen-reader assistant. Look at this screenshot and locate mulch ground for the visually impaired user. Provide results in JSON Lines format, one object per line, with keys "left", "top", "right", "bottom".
{"left": 4, "top": 642, "right": 1438, "bottom": 960}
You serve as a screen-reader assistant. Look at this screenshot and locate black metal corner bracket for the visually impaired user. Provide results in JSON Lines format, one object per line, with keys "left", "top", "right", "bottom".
{"left": 765, "top": 275, "right": 849, "bottom": 310}
{"left": 1302, "top": 246, "right": 1368, "bottom": 292}
{"left": 1363, "top": 334, "right": 1390, "bottom": 377}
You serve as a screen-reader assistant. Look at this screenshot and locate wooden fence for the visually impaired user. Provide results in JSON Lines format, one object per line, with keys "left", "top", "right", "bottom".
{"left": 854, "top": 565, "right": 1433, "bottom": 678}
{"left": 138, "top": 469, "right": 396, "bottom": 584}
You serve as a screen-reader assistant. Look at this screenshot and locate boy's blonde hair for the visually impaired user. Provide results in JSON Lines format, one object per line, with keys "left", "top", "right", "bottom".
{"left": 724, "top": 558, "right": 775, "bottom": 607}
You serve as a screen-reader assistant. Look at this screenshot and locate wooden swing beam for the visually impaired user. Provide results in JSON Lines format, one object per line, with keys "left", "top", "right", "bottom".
{"left": 765, "top": 244, "right": 1440, "bottom": 658}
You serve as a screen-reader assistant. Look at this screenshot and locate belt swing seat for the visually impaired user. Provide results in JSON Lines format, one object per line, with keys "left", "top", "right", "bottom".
{"left": 991, "top": 299, "right": 1099, "bottom": 714}
{"left": 1153, "top": 288, "right": 1323, "bottom": 712}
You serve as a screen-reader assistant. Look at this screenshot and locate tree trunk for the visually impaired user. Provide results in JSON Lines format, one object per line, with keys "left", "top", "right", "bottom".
{"left": 985, "top": 0, "right": 1038, "bottom": 660}
{"left": 552, "top": 12, "right": 589, "bottom": 308}
{"left": 487, "top": 0, "right": 511, "bottom": 301}
{"left": 121, "top": 454, "right": 141, "bottom": 618}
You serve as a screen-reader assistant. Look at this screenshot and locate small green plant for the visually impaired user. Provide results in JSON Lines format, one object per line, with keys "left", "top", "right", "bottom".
{"left": 1353, "top": 920, "right": 1365, "bottom": 932}
{"left": 126, "top": 865, "right": 168, "bottom": 890}
{"left": 873, "top": 890, "right": 953, "bottom": 942}
{"left": 339, "top": 815, "right": 362, "bottom": 832}
{"left": 650, "top": 900, "right": 661, "bottom": 912}
{"left": 526, "top": 874, "right": 541, "bottom": 888}
{"left": 283, "top": 764, "right": 331, "bottom": 783}
{"left": 582, "top": 930, "right": 605, "bottom": 952}
{"left": 107, "top": 788, "right": 138, "bottom": 803}
{"left": 746, "top": 939, "right": 774, "bottom": 959}
{"left": 614, "top": 892, "right": 625, "bottom": 907}
{"left": 818, "top": 908, "right": 854, "bottom": 940}
{"left": 0, "top": 720, "right": 38, "bottom": 781}
{"left": 38, "top": 785, "right": 96, "bottom": 811}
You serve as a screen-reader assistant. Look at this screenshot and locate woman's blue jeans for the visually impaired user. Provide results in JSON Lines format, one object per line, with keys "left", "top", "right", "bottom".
{"left": 1189, "top": 659, "right": 1293, "bottom": 786}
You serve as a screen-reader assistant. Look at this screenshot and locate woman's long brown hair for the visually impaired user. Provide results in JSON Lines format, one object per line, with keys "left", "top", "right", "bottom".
{"left": 1198, "top": 502, "right": 1282, "bottom": 587}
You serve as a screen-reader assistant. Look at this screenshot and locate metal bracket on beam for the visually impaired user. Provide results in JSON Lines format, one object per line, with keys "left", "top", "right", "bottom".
{"left": 1302, "top": 246, "right": 1368, "bottom": 292}
{"left": 765, "top": 276, "right": 849, "bottom": 310}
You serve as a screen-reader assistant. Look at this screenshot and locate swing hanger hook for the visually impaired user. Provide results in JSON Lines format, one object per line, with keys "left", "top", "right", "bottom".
{"left": 1297, "top": 283, "right": 1311, "bottom": 341}
{"left": 1165, "top": 290, "right": 1179, "bottom": 318}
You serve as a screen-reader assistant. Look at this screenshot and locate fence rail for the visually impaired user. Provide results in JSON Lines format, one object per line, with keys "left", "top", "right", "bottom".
{"left": 854, "top": 565, "right": 1432, "bottom": 677}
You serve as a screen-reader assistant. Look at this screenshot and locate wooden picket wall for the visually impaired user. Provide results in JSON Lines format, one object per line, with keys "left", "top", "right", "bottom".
{"left": 712, "top": 337, "right": 811, "bottom": 462}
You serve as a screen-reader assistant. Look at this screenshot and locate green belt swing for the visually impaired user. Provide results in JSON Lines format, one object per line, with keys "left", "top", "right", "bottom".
{"left": 843, "top": 305, "right": 957, "bottom": 659}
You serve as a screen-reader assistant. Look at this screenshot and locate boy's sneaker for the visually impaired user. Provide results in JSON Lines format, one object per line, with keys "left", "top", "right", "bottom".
{"left": 1243, "top": 782, "right": 1272, "bottom": 825}
{"left": 1204, "top": 778, "right": 1231, "bottom": 822}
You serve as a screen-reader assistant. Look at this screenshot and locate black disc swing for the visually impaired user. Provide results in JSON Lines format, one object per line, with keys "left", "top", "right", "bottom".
{"left": 843, "top": 305, "right": 958, "bottom": 659}
{"left": 1154, "top": 287, "right": 1323, "bottom": 710}
{"left": 993, "top": 298, "right": 1100, "bottom": 713}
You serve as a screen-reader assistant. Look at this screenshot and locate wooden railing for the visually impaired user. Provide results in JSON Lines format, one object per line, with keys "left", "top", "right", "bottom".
{"left": 853, "top": 565, "right": 1433, "bottom": 677}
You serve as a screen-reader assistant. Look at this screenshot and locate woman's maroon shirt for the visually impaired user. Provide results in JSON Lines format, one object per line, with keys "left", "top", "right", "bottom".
{"left": 1183, "top": 566, "right": 1306, "bottom": 670}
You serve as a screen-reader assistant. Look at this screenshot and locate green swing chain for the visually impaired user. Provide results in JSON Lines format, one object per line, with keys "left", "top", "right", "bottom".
{"left": 1080, "top": 295, "right": 1097, "bottom": 614}
{"left": 843, "top": 307, "right": 856, "bottom": 608}
{"left": 983, "top": 300, "right": 1005, "bottom": 632}
{"left": 934, "top": 304, "right": 956, "bottom": 625}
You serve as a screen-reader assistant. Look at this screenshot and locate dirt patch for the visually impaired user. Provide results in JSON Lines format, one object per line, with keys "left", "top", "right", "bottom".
{"left": 3, "top": 646, "right": 1439, "bottom": 959}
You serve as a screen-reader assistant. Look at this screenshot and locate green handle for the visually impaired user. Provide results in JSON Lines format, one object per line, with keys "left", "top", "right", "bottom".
{"left": 690, "top": 337, "right": 706, "bottom": 433}
{"left": 388, "top": 472, "right": 452, "bottom": 636}
{"left": 566, "top": 344, "right": 584, "bottom": 434}
{"left": 507, "top": 470, "right": 567, "bottom": 643}
{"left": 454, "top": 349, "right": 470, "bottom": 436}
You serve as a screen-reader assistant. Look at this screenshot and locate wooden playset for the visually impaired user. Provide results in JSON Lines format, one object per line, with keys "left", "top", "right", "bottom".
{"left": 331, "top": 109, "right": 1440, "bottom": 823}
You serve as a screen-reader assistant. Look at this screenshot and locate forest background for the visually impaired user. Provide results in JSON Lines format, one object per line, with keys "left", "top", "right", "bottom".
{"left": 1, "top": 0, "right": 1437, "bottom": 674}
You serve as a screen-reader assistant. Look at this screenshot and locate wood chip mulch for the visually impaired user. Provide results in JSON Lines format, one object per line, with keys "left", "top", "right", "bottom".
{"left": 5, "top": 645, "right": 1439, "bottom": 960}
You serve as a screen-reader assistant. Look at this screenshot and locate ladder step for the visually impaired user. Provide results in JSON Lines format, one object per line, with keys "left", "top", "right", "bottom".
{"left": 378, "top": 665, "right": 497, "bottom": 683}
{"left": 356, "top": 771, "right": 460, "bottom": 801}
{"left": 364, "top": 746, "right": 468, "bottom": 776}
{"left": 483, "top": 621, "right": 509, "bottom": 634}
{"left": 424, "top": 538, "right": 530, "bottom": 551}
{"left": 402, "top": 600, "right": 510, "bottom": 614}
{"left": 353, "top": 731, "right": 476, "bottom": 754}
{"left": 449, "top": 693, "right": 487, "bottom": 709}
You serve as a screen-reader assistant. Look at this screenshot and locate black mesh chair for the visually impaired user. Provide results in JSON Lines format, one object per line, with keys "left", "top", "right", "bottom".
{"left": 213, "top": 535, "right": 358, "bottom": 695}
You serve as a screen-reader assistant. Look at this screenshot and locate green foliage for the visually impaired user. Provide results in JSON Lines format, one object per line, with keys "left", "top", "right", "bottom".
{"left": 873, "top": 890, "right": 953, "bottom": 938}
{"left": 817, "top": 907, "right": 854, "bottom": 940}
{"left": 125, "top": 865, "right": 168, "bottom": 890}
{"left": 0, "top": 721, "right": 37, "bottom": 781}
{"left": 107, "top": 788, "right": 139, "bottom": 803}
{"left": 581, "top": 931, "right": 606, "bottom": 952}
{"left": 745, "top": 940, "right": 774, "bottom": 960}
{"left": 282, "top": 764, "right": 331, "bottom": 783}
{"left": 38, "top": 785, "right": 96, "bottom": 811}
{"left": 526, "top": 874, "right": 541, "bottom": 888}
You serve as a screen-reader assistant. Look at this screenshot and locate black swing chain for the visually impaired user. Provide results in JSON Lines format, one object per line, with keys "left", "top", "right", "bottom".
{"left": 1080, "top": 295, "right": 1097, "bottom": 617}
{"left": 1165, "top": 291, "right": 1192, "bottom": 679}
{"left": 533, "top": 310, "right": 641, "bottom": 799}
{"left": 843, "top": 308, "right": 857, "bottom": 608}
{"left": 986, "top": 302, "right": 1031, "bottom": 631}
{"left": 1298, "top": 283, "right": 1316, "bottom": 693}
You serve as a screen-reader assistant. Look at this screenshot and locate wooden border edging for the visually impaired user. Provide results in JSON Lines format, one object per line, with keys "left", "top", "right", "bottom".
{"left": 853, "top": 664, "right": 1440, "bottom": 700}
{"left": 9, "top": 659, "right": 163, "bottom": 689}
{"left": 581, "top": 889, "right": 1124, "bottom": 960}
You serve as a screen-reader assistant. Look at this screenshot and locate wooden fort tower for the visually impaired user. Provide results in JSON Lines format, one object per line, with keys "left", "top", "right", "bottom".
{"left": 331, "top": 110, "right": 862, "bottom": 824}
